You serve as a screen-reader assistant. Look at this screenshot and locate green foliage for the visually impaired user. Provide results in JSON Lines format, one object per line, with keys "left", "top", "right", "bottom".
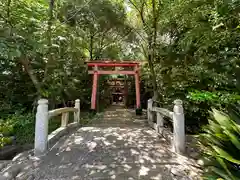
{"left": 0, "top": 0, "right": 135, "bottom": 112}
{"left": 10, "top": 113, "right": 35, "bottom": 145}
{"left": 0, "top": 120, "right": 14, "bottom": 147}
{"left": 188, "top": 91, "right": 240, "bottom": 108}
{"left": 135, "top": 0, "right": 240, "bottom": 131}
{"left": 0, "top": 114, "right": 34, "bottom": 146}
{"left": 186, "top": 91, "right": 240, "bottom": 128}
{"left": 200, "top": 109, "right": 240, "bottom": 180}
{"left": 0, "top": 0, "right": 135, "bottom": 148}
{"left": 0, "top": 114, "right": 35, "bottom": 146}
{"left": 0, "top": 0, "right": 239, "bottom": 152}
{"left": 48, "top": 116, "right": 62, "bottom": 134}
{"left": 0, "top": 111, "right": 102, "bottom": 148}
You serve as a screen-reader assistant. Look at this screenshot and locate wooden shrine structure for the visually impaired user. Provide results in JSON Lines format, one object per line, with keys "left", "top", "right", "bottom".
{"left": 106, "top": 78, "right": 132, "bottom": 105}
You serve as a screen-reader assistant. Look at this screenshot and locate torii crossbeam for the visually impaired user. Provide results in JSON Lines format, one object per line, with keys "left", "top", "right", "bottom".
{"left": 86, "top": 61, "right": 141, "bottom": 113}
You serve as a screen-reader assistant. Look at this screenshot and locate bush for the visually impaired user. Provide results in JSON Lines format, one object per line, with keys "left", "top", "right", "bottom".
{"left": 0, "top": 120, "right": 14, "bottom": 147}
{"left": 1, "top": 114, "right": 35, "bottom": 147}
{"left": 200, "top": 109, "right": 240, "bottom": 180}
{"left": 185, "top": 91, "right": 240, "bottom": 133}
{"left": 0, "top": 111, "right": 98, "bottom": 148}
{"left": 6, "top": 113, "right": 35, "bottom": 145}
{"left": 8, "top": 113, "right": 64, "bottom": 145}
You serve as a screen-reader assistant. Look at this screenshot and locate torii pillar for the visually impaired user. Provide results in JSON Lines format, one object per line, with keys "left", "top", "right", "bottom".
{"left": 91, "top": 65, "right": 98, "bottom": 110}
{"left": 135, "top": 64, "right": 141, "bottom": 111}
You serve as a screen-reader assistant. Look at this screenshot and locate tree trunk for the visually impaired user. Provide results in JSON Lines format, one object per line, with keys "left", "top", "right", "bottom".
{"left": 128, "top": 0, "right": 160, "bottom": 102}
{"left": 151, "top": 0, "right": 160, "bottom": 102}
{"left": 6, "top": 0, "right": 13, "bottom": 35}
{"left": 90, "top": 32, "right": 94, "bottom": 60}
{"left": 147, "top": 49, "right": 158, "bottom": 101}
{"left": 44, "top": 0, "right": 54, "bottom": 80}
{"left": 20, "top": 58, "right": 41, "bottom": 95}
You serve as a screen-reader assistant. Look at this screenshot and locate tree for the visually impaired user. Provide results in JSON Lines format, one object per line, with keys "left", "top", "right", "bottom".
{"left": 62, "top": 0, "right": 133, "bottom": 60}
{"left": 128, "top": 0, "right": 162, "bottom": 101}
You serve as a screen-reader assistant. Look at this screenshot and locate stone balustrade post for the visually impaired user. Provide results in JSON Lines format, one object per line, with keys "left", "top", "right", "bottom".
{"left": 147, "top": 99, "right": 153, "bottom": 123}
{"left": 61, "top": 112, "right": 69, "bottom": 127}
{"left": 173, "top": 99, "right": 185, "bottom": 154}
{"left": 156, "top": 112, "right": 164, "bottom": 133}
{"left": 74, "top": 99, "right": 80, "bottom": 123}
{"left": 34, "top": 99, "right": 49, "bottom": 156}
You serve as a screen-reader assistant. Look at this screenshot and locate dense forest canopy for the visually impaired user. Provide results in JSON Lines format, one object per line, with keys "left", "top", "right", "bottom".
{"left": 0, "top": 0, "right": 240, "bottom": 178}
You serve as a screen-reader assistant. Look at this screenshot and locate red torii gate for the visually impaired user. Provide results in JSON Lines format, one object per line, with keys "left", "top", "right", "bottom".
{"left": 86, "top": 61, "right": 141, "bottom": 112}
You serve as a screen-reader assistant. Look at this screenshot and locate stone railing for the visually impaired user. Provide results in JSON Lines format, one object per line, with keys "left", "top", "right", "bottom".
{"left": 147, "top": 99, "right": 185, "bottom": 154}
{"left": 34, "top": 99, "right": 80, "bottom": 156}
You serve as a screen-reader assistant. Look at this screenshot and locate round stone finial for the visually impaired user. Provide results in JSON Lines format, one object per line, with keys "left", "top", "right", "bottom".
{"left": 38, "top": 99, "right": 48, "bottom": 104}
{"left": 148, "top": 98, "right": 153, "bottom": 102}
{"left": 174, "top": 99, "right": 182, "bottom": 105}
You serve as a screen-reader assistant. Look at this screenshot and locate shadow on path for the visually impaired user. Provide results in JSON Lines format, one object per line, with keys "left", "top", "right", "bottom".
{"left": 32, "top": 106, "right": 200, "bottom": 180}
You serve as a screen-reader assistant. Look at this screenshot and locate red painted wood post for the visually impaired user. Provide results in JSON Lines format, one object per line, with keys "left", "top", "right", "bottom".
{"left": 135, "top": 65, "right": 141, "bottom": 109}
{"left": 88, "top": 70, "right": 135, "bottom": 75}
{"left": 86, "top": 62, "right": 139, "bottom": 67}
{"left": 91, "top": 65, "right": 98, "bottom": 110}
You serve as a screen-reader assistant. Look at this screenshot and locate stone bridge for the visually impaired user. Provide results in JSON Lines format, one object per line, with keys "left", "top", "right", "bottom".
{"left": 0, "top": 101, "right": 201, "bottom": 180}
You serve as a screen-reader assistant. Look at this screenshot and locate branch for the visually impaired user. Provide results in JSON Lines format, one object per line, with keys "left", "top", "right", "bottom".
{"left": 5, "top": 0, "right": 13, "bottom": 34}
{"left": 128, "top": 0, "right": 150, "bottom": 31}
{"left": 140, "top": 44, "right": 148, "bottom": 59}
{"left": 139, "top": 1, "right": 146, "bottom": 25}
{"left": 128, "top": 0, "right": 141, "bottom": 15}
{"left": 54, "top": 0, "right": 94, "bottom": 29}
{"left": 44, "top": 0, "right": 55, "bottom": 81}
{"left": 20, "top": 58, "right": 41, "bottom": 94}
{"left": 98, "top": 28, "right": 133, "bottom": 51}
{"left": 133, "top": 28, "right": 148, "bottom": 43}
{"left": 0, "top": 14, "right": 7, "bottom": 22}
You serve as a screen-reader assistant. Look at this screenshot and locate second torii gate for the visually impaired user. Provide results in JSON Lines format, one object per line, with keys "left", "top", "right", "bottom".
{"left": 86, "top": 61, "right": 141, "bottom": 113}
